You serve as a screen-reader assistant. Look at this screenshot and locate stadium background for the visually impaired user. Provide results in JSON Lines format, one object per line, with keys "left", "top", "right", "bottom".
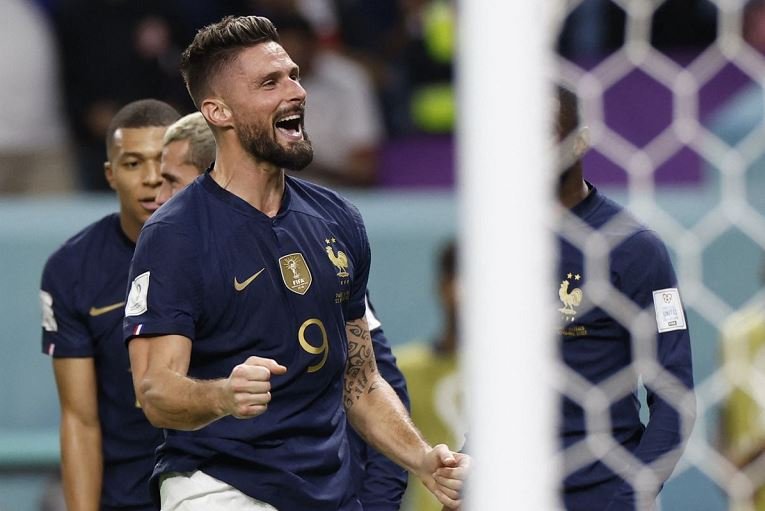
{"left": 1, "top": 0, "right": 764, "bottom": 509}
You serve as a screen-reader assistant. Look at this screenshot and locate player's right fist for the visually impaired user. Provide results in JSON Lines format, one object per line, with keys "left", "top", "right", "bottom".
{"left": 223, "top": 356, "right": 287, "bottom": 419}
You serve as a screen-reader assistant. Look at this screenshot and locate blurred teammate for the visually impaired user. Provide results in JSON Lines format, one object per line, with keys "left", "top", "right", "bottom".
{"left": 555, "top": 85, "right": 695, "bottom": 510}
{"left": 155, "top": 109, "right": 412, "bottom": 509}
{"left": 123, "top": 15, "right": 466, "bottom": 511}
{"left": 40, "top": 99, "right": 180, "bottom": 510}
{"left": 720, "top": 256, "right": 765, "bottom": 510}
{"left": 397, "top": 240, "right": 464, "bottom": 511}
{"left": 156, "top": 112, "right": 215, "bottom": 207}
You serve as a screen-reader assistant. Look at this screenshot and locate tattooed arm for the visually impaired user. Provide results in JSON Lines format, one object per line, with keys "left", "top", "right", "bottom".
{"left": 344, "top": 317, "right": 467, "bottom": 508}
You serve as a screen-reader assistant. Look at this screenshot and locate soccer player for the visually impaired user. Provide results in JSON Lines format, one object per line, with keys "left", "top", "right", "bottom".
{"left": 155, "top": 112, "right": 215, "bottom": 207}
{"left": 154, "top": 109, "right": 412, "bottom": 509}
{"left": 40, "top": 99, "right": 180, "bottom": 511}
{"left": 555, "top": 85, "right": 695, "bottom": 510}
{"left": 124, "top": 15, "right": 466, "bottom": 511}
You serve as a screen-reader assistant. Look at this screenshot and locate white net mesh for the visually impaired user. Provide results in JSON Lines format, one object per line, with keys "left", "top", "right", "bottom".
{"left": 553, "top": 1, "right": 765, "bottom": 509}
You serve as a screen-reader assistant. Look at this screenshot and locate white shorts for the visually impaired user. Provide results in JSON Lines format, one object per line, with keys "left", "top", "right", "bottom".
{"left": 159, "top": 470, "right": 279, "bottom": 511}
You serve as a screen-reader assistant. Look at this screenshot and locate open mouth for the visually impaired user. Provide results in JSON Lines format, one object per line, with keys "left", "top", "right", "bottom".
{"left": 274, "top": 112, "right": 304, "bottom": 141}
{"left": 139, "top": 198, "right": 160, "bottom": 212}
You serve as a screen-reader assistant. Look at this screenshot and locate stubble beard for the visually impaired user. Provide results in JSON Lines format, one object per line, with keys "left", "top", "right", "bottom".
{"left": 237, "top": 119, "right": 314, "bottom": 171}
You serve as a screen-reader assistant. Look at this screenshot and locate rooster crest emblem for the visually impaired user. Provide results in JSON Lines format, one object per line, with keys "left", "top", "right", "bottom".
{"left": 558, "top": 273, "right": 583, "bottom": 321}
{"left": 324, "top": 238, "right": 349, "bottom": 277}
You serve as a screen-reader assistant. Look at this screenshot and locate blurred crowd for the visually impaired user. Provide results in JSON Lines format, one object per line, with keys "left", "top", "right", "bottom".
{"left": 1, "top": 0, "right": 457, "bottom": 193}
{"left": 0, "top": 0, "right": 740, "bottom": 195}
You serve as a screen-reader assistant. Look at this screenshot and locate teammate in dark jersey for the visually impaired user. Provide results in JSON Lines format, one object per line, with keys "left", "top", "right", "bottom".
{"left": 40, "top": 99, "right": 180, "bottom": 511}
{"left": 124, "top": 15, "right": 466, "bottom": 511}
{"left": 156, "top": 111, "right": 410, "bottom": 509}
{"left": 555, "top": 86, "right": 695, "bottom": 510}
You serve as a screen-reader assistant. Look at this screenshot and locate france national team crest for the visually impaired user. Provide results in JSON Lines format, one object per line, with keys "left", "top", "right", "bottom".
{"left": 324, "top": 237, "right": 349, "bottom": 278}
{"left": 558, "top": 272, "right": 583, "bottom": 322}
{"left": 279, "top": 253, "right": 313, "bottom": 295}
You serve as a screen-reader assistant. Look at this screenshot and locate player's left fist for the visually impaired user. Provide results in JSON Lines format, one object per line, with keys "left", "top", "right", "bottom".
{"left": 418, "top": 444, "right": 470, "bottom": 508}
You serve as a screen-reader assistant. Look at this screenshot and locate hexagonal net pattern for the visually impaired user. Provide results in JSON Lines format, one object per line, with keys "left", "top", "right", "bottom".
{"left": 553, "top": 1, "right": 765, "bottom": 510}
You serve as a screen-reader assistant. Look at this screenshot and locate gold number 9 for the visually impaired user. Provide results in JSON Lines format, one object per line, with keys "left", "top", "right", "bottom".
{"left": 298, "top": 318, "right": 329, "bottom": 373}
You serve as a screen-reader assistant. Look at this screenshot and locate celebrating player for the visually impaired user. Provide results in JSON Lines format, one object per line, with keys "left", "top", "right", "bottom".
{"left": 153, "top": 107, "right": 413, "bottom": 510}
{"left": 124, "top": 15, "right": 466, "bottom": 511}
{"left": 41, "top": 99, "right": 180, "bottom": 510}
{"left": 555, "top": 85, "right": 695, "bottom": 510}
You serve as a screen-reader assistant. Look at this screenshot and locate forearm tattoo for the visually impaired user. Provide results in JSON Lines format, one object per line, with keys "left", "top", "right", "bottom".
{"left": 344, "top": 320, "right": 380, "bottom": 409}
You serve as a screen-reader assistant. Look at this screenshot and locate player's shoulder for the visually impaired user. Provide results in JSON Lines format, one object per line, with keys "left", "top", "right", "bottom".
{"left": 287, "top": 175, "right": 364, "bottom": 226}
{"left": 45, "top": 213, "right": 120, "bottom": 270}
{"left": 143, "top": 179, "right": 204, "bottom": 233}
{"left": 590, "top": 191, "right": 667, "bottom": 254}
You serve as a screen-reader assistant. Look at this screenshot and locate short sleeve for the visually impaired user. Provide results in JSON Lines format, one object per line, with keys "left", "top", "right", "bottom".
{"left": 344, "top": 204, "right": 371, "bottom": 321}
{"left": 40, "top": 252, "right": 93, "bottom": 357}
{"left": 123, "top": 222, "right": 201, "bottom": 344}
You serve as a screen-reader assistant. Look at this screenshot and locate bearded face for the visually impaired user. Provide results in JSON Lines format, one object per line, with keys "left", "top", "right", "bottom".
{"left": 236, "top": 104, "right": 314, "bottom": 171}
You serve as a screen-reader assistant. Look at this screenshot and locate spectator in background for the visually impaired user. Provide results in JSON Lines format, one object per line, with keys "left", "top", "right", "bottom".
{"left": 720, "top": 257, "right": 765, "bottom": 510}
{"left": 400, "top": 0, "right": 455, "bottom": 134}
{"left": 276, "top": 13, "right": 384, "bottom": 187}
{"left": 51, "top": 0, "right": 194, "bottom": 191}
{"left": 0, "top": 0, "right": 74, "bottom": 194}
{"left": 396, "top": 240, "right": 465, "bottom": 511}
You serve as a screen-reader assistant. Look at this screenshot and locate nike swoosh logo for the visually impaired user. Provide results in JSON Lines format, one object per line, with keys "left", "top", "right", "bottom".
{"left": 88, "top": 301, "right": 126, "bottom": 317}
{"left": 234, "top": 268, "right": 266, "bottom": 291}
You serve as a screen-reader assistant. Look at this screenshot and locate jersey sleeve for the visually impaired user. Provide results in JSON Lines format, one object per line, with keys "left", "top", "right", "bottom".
{"left": 344, "top": 203, "right": 371, "bottom": 321}
{"left": 123, "top": 222, "right": 201, "bottom": 344}
{"left": 606, "top": 230, "right": 695, "bottom": 509}
{"left": 40, "top": 251, "right": 93, "bottom": 357}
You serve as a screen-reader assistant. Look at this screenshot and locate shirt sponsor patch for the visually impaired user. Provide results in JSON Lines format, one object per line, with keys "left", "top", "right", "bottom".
{"left": 125, "top": 271, "right": 150, "bottom": 317}
{"left": 40, "top": 290, "right": 57, "bottom": 332}
{"left": 652, "top": 288, "right": 687, "bottom": 333}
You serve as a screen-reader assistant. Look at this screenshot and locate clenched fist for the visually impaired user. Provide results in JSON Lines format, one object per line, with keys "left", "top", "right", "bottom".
{"left": 223, "top": 356, "right": 287, "bottom": 419}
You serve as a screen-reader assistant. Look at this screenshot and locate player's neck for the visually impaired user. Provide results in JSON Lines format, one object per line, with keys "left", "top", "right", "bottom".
{"left": 557, "top": 162, "right": 589, "bottom": 209}
{"left": 211, "top": 144, "right": 285, "bottom": 217}
{"left": 118, "top": 214, "right": 141, "bottom": 243}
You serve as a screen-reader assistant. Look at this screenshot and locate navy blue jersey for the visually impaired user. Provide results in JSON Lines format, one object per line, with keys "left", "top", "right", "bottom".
{"left": 347, "top": 299, "right": 409, "bottom": 511}
{"left": 40, "top": 213, "right": 161, "bottom": 510}
{"left": 123, "top": 173, "right": 371, "bottom": 511}
{"left": 557, "top": 185, "right": 694, "bottom": 511}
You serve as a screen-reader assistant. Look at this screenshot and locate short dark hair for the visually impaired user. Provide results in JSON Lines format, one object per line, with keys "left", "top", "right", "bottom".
{"left": 106, "top": 99, "right": 181, "bottom": 154}
{"left": 180, "top": 15, "right": 280, "bottom": 107}
{"left": 556, "top": 84, "right": 580, "bottom": 140}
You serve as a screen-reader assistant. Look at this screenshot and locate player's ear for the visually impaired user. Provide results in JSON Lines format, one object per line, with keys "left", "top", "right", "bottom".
{"left": 104, "top": 161, "right": 117, "bottom": 191}
{"left": 573, "top": 126, "right": 590, "bottom": 159}
{"left": 200, "top": 98, "right": 233, "bottom": 129}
